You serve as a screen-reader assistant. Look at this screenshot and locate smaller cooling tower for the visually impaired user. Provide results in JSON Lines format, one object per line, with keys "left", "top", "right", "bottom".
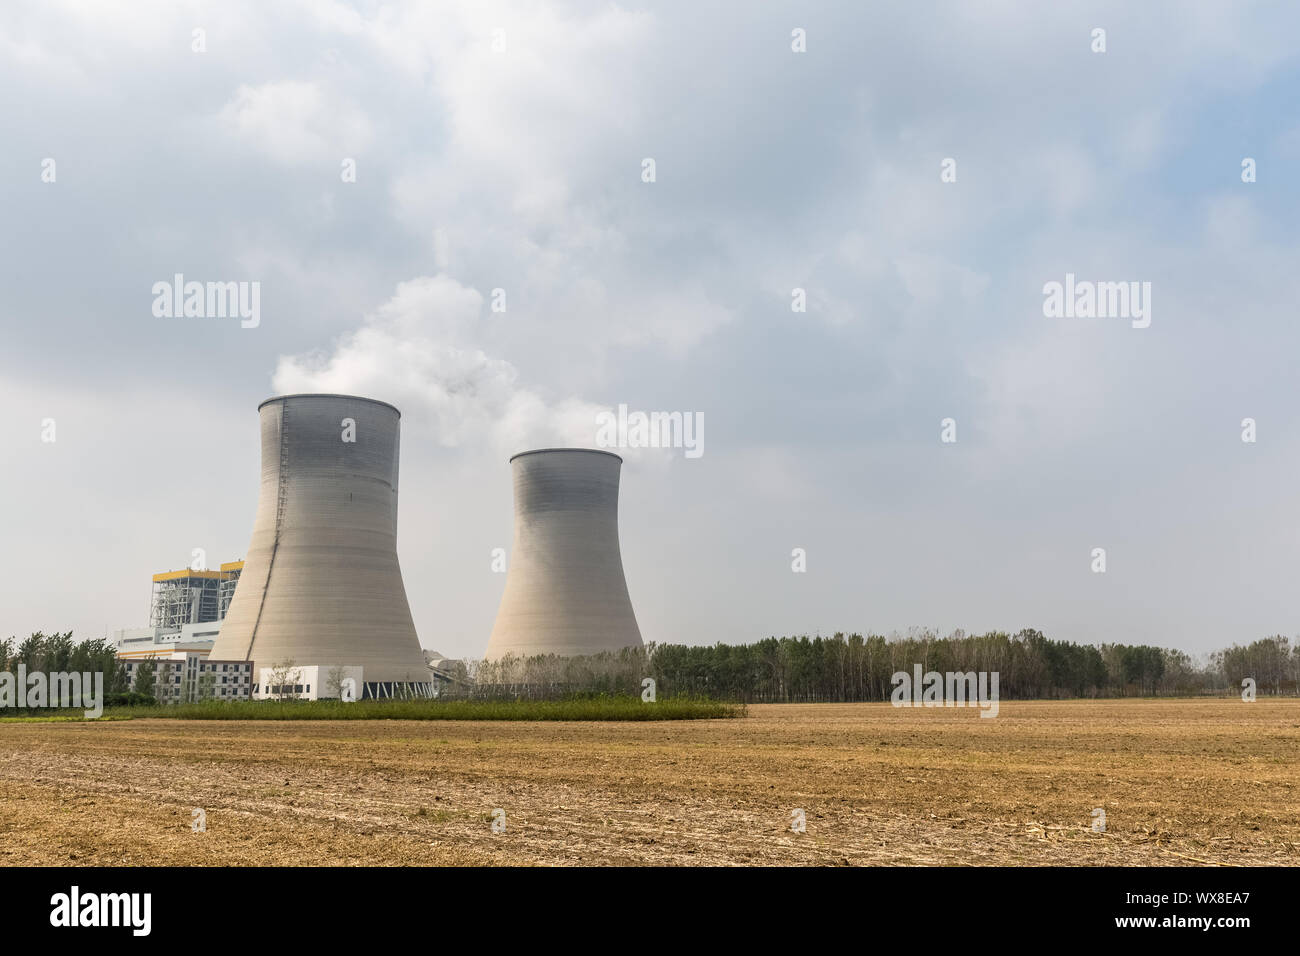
{"left": 485, "top": 448, "right": 643, "bottom": 660}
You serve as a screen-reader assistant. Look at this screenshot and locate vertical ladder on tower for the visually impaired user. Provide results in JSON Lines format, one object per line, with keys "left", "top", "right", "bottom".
{"left": 243, "top": 402, "right": 291, "bottom": 663}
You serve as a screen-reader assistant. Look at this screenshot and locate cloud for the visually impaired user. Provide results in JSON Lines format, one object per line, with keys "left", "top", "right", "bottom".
{"left": 271, "top": 276, "right": 608, "bottom": 453}
{"left": 217, "top": 80, "right": 373, "bottom": 165}
{"left": 5, "top": 0, "right": 1300, "bottom": 654}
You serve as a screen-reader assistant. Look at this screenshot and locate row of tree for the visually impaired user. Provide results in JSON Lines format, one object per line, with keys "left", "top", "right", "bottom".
{"left": 7, "top": 629, "right": 1298, "bottom": 705}
{"left": 0, "top": 633, "right": 130, "bottom": 693}
{"left": 450, "top": 630, "right": 1300, "bottom": 702}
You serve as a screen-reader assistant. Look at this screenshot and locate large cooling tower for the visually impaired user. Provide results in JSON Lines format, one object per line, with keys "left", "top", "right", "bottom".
{"left": 485, "top": 448, "right": 643, "bottom": 660}
{"left": 211, "top": 394, "right": 430, "bottom": 694}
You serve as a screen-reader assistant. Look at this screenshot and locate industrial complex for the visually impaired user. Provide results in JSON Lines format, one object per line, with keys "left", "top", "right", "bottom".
{"left": 106, "top": 395, "right": 644, "bottom": 700}
{"left": 111, "top": 563, "right": 253, "bottom": 701}
{"left": 114, "top": 555, "right": 434, "bottom": 701}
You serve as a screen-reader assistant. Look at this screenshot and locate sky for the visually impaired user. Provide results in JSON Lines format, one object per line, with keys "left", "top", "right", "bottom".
{"left": 2, "top": 1, "right": 1298, "bottom": 660}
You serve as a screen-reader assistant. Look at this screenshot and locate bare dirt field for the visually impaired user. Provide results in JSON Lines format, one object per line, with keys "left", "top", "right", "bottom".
{"left": 0, "top": 699, "right": 1297, "bottom": 866}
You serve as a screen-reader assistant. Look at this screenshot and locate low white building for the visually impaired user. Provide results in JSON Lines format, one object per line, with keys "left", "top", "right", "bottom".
{"left": 113, "top": 622, "right": 221, "bottom": 659}
{"left": 121, "top": 656, "right": 254, "bottom": 702}
{"left": 255, "top": 664, "right": 363, "bottom": 701}
{"left": 115, "top": 621, "right": 253, "bottom": 701}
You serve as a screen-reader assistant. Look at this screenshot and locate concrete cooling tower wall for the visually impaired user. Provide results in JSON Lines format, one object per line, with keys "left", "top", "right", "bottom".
{"left": 485, "top": 448, "right": 644, "bottom": 660}
{"left": 211, "top": 394, "right": 431, "bottom": 696}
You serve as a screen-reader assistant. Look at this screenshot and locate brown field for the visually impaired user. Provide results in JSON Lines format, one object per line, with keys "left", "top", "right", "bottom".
{"left": 0, "top": 699, "right": 1297, "bottom": 866}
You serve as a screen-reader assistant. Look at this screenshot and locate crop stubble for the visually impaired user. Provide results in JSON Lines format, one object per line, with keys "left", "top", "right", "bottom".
{"left": 0, "top": 699, "right": 1295, "bottom": 866}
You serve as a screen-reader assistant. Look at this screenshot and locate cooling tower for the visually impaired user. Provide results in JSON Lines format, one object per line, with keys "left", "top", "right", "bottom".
{"left": 211, "top": 394, "right": 431, "bottom": 696}
{"left": 485, "top": 448, "right": 643, "bottom": 660}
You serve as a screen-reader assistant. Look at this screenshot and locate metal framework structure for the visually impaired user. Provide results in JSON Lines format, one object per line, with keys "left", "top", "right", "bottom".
{"left": 218, "top": 560, "right": 244, "bottom": 619}
{"left": 150, "top": 562, "right": 245, "bottom": 628}
{"left": 149, "top": 571, "right": 223, "bottom": 628}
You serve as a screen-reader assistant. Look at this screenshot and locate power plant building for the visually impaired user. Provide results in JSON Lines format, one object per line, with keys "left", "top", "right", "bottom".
{"left": 114, "top": 560, "right": 245, "bottom": 659}
{"left": 209, "top": 394, "right": 432, "bottom": 698}
{"left": 115, "top": 562, "right": 254, "bottom": 701}
{"left": 149, "top": 561, "right": 243, "bottom": 629}
{"left": 485, "top": 448, "right": 644, "bottom": 660}
{"left": 120, "top": 657, "right": 254, "bottom": 702}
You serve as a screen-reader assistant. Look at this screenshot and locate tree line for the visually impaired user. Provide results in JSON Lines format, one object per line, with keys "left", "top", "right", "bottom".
{"left": 0, "top": 633, "right": 129, "bottom": 692}
{"left": 0, "top": 632, "right": 149, "bottom": 708}
{"left": 453, "top": 630, "right": 1300, "bottom": 702}
{"left": 6, "top": 629, "right": 1297, "bottom": 706}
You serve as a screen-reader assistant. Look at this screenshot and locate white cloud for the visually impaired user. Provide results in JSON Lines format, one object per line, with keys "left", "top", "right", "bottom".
{"left": 272, "top": 275, "right": 607, "bottom": 453}
{"left": 217, "top": 80, "right": 373, "bottom": 165}
{"left": 5, "top": 0, "right": 1300, "bottom": 654}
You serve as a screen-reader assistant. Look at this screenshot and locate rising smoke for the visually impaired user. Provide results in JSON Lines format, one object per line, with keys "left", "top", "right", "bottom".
{"left": 272, "top": 275, "right": 608, "bottom": 455}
